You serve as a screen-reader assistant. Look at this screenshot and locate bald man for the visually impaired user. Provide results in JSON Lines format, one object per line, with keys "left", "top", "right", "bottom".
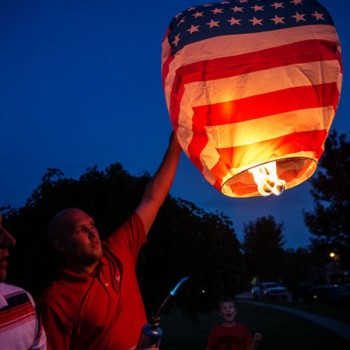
{"left": 38, "top": 134, "right": 181, "bottom": 350}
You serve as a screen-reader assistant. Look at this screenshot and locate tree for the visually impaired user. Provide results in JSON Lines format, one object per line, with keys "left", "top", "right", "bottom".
{"left": 242, "top": 216, "right": 285, "bottom": 282}
{"left": 304, "top": 130, "right": 350, "bottom": 269}
{"left": 138, "top": 199, "right": 247, "bottom": 318}
{"left": 3, "top": 164, "right": 142, "bottom": 298}
{"left": 2, "top": 163, "right": 245, "bottom": 320}
{"left": 282, "top": 247, "right": 319, "bottom": 301}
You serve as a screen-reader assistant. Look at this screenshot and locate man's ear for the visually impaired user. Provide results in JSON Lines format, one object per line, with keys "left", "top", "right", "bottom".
{"left": 52, "top": 239, "right": 67, "bottom": 254}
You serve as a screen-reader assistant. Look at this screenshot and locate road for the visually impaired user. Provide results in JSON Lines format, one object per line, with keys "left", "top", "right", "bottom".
{"left": 237, "top": 295, "right": 350, "bottom": 343}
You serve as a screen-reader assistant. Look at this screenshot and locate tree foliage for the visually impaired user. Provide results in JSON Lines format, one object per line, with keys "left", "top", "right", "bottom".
{"left": 282, "top": 247, "right": 317, "bottom": 293}
{"left": 242, "top": 215, "right": 285, "bottom": 282}
{"left": 138, "top": 199, "right": 247, "bottom": 318}
{"left": 304, "top": 130, "right": 350, "bottom": 269}
{"left": 2, "top": 163, "right": 245, "bottom": 319}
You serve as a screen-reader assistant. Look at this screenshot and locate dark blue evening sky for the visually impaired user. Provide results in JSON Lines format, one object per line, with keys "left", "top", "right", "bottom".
{"left": 1, "top": 0, "right": 349, "bottom": 248}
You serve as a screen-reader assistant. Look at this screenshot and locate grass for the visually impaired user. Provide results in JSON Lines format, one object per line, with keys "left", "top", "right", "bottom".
{"left": 159, "top": 300, "right": 350, "bottom": 350}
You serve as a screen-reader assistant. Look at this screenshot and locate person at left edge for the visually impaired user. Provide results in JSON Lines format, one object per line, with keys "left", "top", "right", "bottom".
{"left": 0, "top": 214, "right": 47, "bottom": 349}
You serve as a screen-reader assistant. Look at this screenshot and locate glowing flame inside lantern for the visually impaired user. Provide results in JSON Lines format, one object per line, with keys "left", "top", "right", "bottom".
{"left": 248, "top": 161, "right": 286, "bottom": 197}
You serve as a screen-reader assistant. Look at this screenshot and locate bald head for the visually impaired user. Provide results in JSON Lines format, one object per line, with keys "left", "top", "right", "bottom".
{"left": 48, "top": 208, "right": 102, "bottom": 271}
{"left": 48, "top": 208, "right": 88, "bottom": 242}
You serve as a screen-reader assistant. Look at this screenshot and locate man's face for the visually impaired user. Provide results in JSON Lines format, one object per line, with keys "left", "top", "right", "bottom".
{"left": 0, "top": 215, "right": 16, "bottom": 282}
{"left": 58, "top": 209, "right": 103, "bottom": 267}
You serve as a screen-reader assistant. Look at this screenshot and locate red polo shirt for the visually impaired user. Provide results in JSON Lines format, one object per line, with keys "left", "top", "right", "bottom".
{"left": 38, "top": 212, "right": 147, "bottom": 350}
{"left": 206, "top": 323, "right": 253, "bottom": 350}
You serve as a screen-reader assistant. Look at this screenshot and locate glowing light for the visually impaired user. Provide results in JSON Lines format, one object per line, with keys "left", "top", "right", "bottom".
{"left": 248, "top": 161, "right": 286, "bottom": 196}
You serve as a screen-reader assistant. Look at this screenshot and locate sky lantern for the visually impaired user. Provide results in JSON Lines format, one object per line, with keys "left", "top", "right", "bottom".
{"left": 161, "top": 0, "right": 343, "bottom": 198}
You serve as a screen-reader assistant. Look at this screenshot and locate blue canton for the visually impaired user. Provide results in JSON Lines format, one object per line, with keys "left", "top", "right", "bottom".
{"left": 167, "top": 0, "right": 334, "bottom": 54}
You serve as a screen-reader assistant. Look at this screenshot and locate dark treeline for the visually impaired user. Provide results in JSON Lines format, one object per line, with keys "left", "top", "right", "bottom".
{"left": 2, "top": 130, "right": 349, "bottom": 320}
{"left": 2, "top": 164, "right": 246, "bottom": 320}
{"left": 304, "top": 130, "right": 350, "bottom": 270}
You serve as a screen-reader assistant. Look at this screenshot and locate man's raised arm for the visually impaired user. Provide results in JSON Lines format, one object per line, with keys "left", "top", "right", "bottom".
{"left": 135, "top": 133, "right": 182, "bottom": 234}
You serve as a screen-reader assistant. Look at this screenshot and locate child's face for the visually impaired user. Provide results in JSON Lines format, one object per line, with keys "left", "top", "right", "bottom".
{"left": 219, "top": 301, "right": 237, "bottom": 323}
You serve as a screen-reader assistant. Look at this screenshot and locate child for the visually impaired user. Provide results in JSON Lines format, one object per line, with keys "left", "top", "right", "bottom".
{"left": 206, "top": 297, "right": 262, "bottom": 350}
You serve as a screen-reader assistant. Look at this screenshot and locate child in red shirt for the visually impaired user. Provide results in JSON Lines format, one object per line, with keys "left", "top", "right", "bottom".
{"left": 206, "top": 297, "right": 262, "bottom": 350}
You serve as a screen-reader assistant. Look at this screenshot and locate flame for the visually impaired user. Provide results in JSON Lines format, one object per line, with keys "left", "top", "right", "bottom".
{"left": 248, "top": 161, "right": 286, "bottom": 196}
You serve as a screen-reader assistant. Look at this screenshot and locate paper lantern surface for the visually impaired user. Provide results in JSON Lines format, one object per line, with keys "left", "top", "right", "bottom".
{"left": 162, "top": 0, "right": 342, "bottom": 197}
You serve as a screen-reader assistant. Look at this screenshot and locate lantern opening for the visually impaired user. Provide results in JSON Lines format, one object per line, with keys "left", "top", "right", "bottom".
{"left": 248, "top": 161, "right": 286, "bottom": 197}
{"left": 221, "top": 157, "right": 317, "bottom": 198}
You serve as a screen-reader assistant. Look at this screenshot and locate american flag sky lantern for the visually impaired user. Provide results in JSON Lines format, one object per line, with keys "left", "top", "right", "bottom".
{"left": 162, "top": 0, "right": 342, "bottom": 197}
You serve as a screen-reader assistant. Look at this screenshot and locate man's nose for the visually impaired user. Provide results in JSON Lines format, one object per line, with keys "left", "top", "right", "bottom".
{"left": 88, "top": 229, "right": 97, "bottom": 239}
{"left": 0, "top": 228, "right": 16, "bottom": 247}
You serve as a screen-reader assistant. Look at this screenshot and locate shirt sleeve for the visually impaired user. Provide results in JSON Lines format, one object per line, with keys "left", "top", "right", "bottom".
{"left": 241, "top": 324, "right": 254, "bottom": 348}
{"left": 30, "top": 315, "right": 47, "bottom": 350}
{"left": 206, "top": 325, "right": 218, "bottom": 349}
{"left": 104, "top": 212, "right": 146, "bottom": 264}
{"left": 38, "top": 303, "right": 71, "bottom": 350}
